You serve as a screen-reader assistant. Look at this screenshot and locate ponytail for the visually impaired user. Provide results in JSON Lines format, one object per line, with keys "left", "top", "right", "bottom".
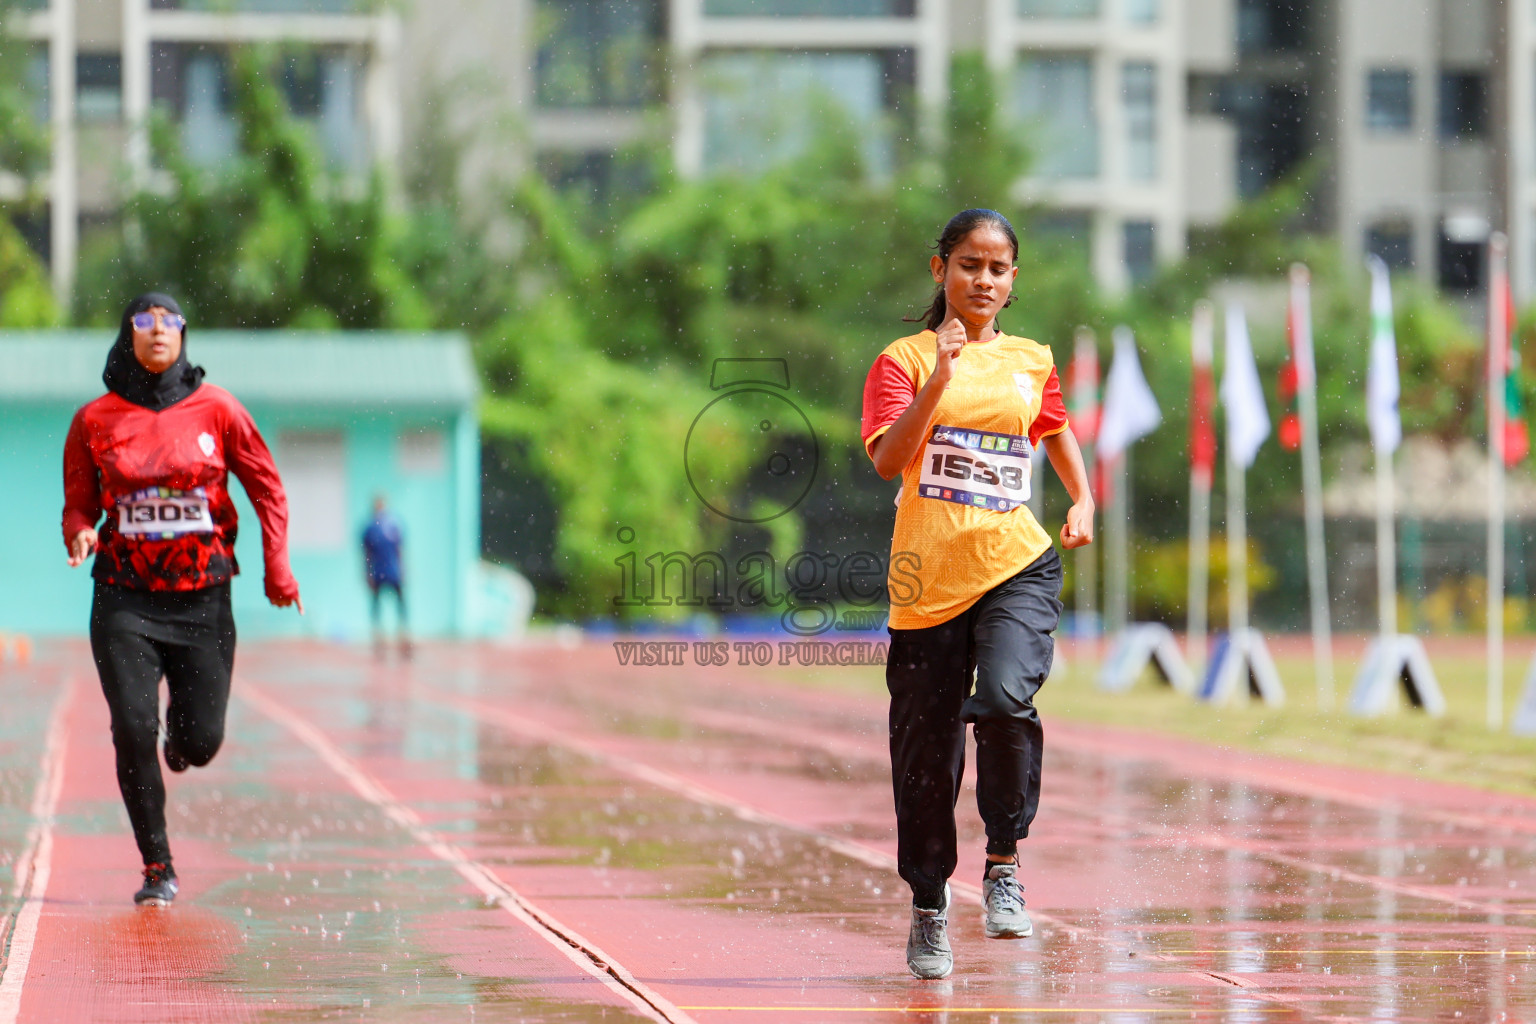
{"left": 914, "top": 288, "right": 947, "bottom": 331}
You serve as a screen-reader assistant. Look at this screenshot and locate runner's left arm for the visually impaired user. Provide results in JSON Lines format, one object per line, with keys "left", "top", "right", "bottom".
{"left": 1032, "top": 368, "right": 1094, "bottom": 549}
{"left": 224, "top": 401, "right": 301, "bottom": 607}
{"left": 61, "top": 409, "right": 102, "bottom": 564}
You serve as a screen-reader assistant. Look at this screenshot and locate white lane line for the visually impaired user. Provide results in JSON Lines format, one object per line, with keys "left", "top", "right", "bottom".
{"left": 674, "top": 702, "right": 1536, "bottom": 923}
{"left": 429, "top": 690, "right": 1099, "bottom": 940}
{"left": 0, "top": 678, "right": 76, "bottom": 1024}
{"left": 429, "top": 691, "right": 1330, "bottom": 1014}
{"left": 239, "top": 683, "right": 697, "bottom": 1024}
{"left": 682, "top": 671, "right": 1536, "bottom": 839}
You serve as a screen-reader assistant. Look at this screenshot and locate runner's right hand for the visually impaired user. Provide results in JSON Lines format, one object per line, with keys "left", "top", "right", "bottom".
{"left": 67, "top": 528, "right": 97, "bottom": 567}
{"left": 932, "top": 318, "right": 966, "bottom": 387}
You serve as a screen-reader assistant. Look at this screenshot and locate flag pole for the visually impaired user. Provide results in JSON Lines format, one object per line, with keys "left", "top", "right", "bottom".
{"left": 1352, "top": 258, "right": 1445, "bottom": 717}
{"left": 1489, "top": 232, "right": 1509, "bottom": 730}
{"left": 1375, "top": 410, "right": 1398, "bottom": 645}
{"left": 1071, "top": 326, "right": 1100, "bottom": 651}
{"left": 1227, "top": 418, "right": 1248, "bottom": 641}
{"left": 1224, "top": 308, "right": 1250, "bottom": 646}
{"left": 1367, "top": 258, "right": 1400, "bottom": 649}
{"left": 1108, "top": 451, "right": 1129, "bottom": 636}
{"left": 1096, "top": 326, "right": 1161, "bottom": 646}
{"left": 1291, "top": 264, "right": 1335, "bottom": 709}
{"left": 1188, "top": 302, "right": 1214, "bottom": 676}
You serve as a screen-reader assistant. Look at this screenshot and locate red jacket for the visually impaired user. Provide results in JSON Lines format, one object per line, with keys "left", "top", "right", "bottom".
{"left": 62, "top": 384, "right": 298, "bottom": 599}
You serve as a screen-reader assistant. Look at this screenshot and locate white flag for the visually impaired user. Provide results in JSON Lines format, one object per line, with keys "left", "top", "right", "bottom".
{"left": 1096, "top": 326, "right": 1161, "bottom": 461}
{"left": 1366, "top": 256, "right": 1402, "bottom": 456}
{"left": 1220, "top": 302, "right": 1270, "bottom": 469}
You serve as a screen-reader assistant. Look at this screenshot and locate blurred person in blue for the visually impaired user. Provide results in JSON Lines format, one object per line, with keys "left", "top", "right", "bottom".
{"left": 361, "top": 494, "right": 410, "bottom": 658}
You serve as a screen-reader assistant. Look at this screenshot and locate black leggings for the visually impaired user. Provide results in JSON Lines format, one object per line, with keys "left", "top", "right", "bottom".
{"left": 89, "top": 582, "right": 235, "bottom": 867}
{"left": 886, "top": 548, "right": 1063, "bottom": 908}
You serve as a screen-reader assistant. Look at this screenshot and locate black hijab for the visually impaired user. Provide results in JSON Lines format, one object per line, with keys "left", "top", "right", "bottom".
{"left": 102, "top": 292, "right": 205, "bottom": 411}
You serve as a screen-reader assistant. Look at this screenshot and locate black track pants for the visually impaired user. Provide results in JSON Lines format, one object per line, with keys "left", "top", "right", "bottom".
{"left": 886, "top": 548, "right": 1063, "bottom": 907}
{"left": 89, "top": 582, "right": 235, "bottom": 867}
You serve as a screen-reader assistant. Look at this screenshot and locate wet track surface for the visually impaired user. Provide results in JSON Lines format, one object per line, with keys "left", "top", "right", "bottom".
{"left": 4, "top": 641, "right": 1536, "bottom": 1021}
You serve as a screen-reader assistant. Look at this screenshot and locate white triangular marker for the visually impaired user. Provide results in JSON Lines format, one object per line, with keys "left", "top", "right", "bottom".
{"left": 1348, "top": 635, "right": 1446, "bottom": 717}
{"left": 1097, "top": 622, "right": 1195, "bottom": 695}
{"left": 1199, "top": 628, "right": 1285, "bottom": 706}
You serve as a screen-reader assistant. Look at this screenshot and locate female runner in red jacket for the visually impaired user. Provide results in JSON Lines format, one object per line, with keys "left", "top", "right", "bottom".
{"left": 62, "top": 292, "right": 302, "bottom": 906}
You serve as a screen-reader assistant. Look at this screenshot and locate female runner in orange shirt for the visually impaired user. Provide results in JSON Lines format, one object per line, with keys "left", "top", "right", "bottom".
{"left": 861, "top": 209, "right": 1094, "bottom": 979}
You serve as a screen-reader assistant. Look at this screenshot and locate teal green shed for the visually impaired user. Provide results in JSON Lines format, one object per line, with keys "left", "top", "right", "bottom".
{"left": 0, "top": 330, "right": 509, "bottom": 639}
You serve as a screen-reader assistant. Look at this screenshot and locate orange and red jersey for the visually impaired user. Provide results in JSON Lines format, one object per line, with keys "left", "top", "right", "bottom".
{"left": 862, "top": 330, "right": 1069, "bottom": 629}
{"left": 62, "top": 384, "right": 297, "bottom": 600}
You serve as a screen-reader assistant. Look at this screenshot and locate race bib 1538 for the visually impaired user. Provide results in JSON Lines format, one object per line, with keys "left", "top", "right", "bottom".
{"left": 117, "top": 487, "right": 213, "bottom": 538}
{"left": 917, "top": 424, "right": 1031, "bottom": 511}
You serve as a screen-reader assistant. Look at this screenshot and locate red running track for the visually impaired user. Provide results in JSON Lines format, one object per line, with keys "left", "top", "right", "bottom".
{"left": 3, "top": 639, "right": 1536, "bottom": 1022}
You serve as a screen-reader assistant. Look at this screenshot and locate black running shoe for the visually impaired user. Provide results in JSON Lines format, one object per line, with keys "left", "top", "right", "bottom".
{"left": 163, "top": 739, "right": 188, "bottom": 773}
{"left": 134, "top": 862, "right": 178, "bottom": 906}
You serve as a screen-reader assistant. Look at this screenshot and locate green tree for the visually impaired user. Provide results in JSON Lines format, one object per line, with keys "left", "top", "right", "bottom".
{"left": 0, "top": 2, "right": 57, "bottom": 326}
{"left": 477, "top": 52, "right": 1110, "bottom": 618}
{"left": 75, "top": 46, "right": 442, "bottom": 329}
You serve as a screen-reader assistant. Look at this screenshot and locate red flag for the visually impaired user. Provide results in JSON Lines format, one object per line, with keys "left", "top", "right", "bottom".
{"left": 1191, "top": 363, "right": 1216, "bottom": 476}
{"left": 1190, "top": 305, "right": 1216, "bottom": 480}
{"left": 1068, "top": 329, "right": 1100, "bottom": 444}
{"left": 1276, "top": 361, "right": 1301, "bottom": 451}
{"left": 1492, "top": 249, "right": 1529, "bottom": 467}
{"left": 1278, "top": 266, "right": 1316, "bottom": 452}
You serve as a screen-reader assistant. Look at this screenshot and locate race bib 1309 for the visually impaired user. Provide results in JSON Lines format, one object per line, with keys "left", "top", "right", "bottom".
{"left": 117, "top": 487, "right": 213, "bottom": 538}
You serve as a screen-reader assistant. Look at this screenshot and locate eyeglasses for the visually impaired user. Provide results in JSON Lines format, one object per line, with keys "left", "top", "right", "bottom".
{"left": 131, "top": 311, "right": 186, "bottom": 332}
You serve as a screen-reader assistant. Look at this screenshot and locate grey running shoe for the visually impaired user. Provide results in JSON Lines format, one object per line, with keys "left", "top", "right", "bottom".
{"left": 905, "top": 884, "right": 952, "bottom": 979}
{"left": 134, "top": 862, "right": 178, "bottom": 906}
{"left": 983, "top": 862, "right": 1032, "bottom": 938}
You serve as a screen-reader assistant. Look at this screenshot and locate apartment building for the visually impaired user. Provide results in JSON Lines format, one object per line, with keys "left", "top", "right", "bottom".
{"left": 6, "top": 0, "right": 1535, "bottom": 301}
{"left": 6, "top": 0, "right": 399, "bottom": 302}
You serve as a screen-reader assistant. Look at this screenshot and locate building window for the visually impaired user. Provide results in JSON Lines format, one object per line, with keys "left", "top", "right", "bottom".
{"left": 148, "top": 0, "right": 363, "bottom": 10}
{"left": 1367, "top": 69, "right": 1413, "bottom": 132}
{"left": 1018, "top": 0, "right": 1099, "bottom": 17}
{"left": 1230, "top": 80, "right": 1306, "bottom": 198}
{"left": 1123, "top": 0, "right": 1158, "bottom": 24}
{"left": 1437, "top": 215, "right": 1487, "bottom": 293}
{"left": 534, "top": 0, "right": 664, "bottom": 110}
{"left": 1366, "top": 221, "right": 1414, "bottom": 270}
{"left": 704, "top": 0, "right": 914, "bottom": 13}
{"left": 536, "top": 148, "right": 652, "bottom": 206}
{"left": 701, "top": 50, "right": 908, "bottom": 177}
{"left": 173, "top": 49, "right": 237, "bottom": 166}
{"left": 77, "top": 54, "right": 122, "bottom": 122}
{"left": 1014, "top": 54, "right": 1098, "bottom": 180}
{"left": 152, "top": 44, "right": 367, "bottom": 170}
{"left": 1236, "top": 0, "right": 1307, "bottom": 55}
{"left": 1122, "top": 62, "right": 1157, "bottom": 181}
{"left": 1438, "top": 71, "right": 1486, "bottom": 140}
{"left": 1437, "top": 230, "right": 1483, "bottom": 294}
{"left": 25, "top": 48, "right": 48, "bottom": 124}
{"left": 1124, "top": 220, "right": 1155, "bottom": 284}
